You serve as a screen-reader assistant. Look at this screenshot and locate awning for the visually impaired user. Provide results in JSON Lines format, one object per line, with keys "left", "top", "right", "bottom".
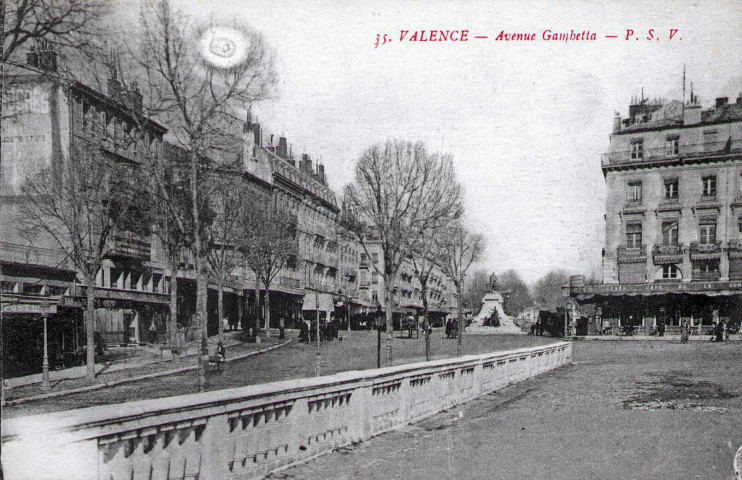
{"left": 302, "top": 293, "right": 335, "bottom": 315}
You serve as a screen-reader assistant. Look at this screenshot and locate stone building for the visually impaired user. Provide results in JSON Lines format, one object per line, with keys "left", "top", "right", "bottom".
{"left": 568, "top": 91, "right": 742, "bottom": 332}
{"left": 357, "top": 239, "right": 458, "bottom": 327}
{"left": 1, "top": 47, "right": 170, "bottom": 374}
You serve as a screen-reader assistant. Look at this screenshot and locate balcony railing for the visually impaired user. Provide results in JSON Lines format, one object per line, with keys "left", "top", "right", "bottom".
{"left": 689, "top": 241, "right": 722, "bottom": 254}
{"left": 617, "top": 245, "right": 646, "bottom": 256}
{"left": 109, "top": 231, "right": 151, "bottom": 260}
{"left": 280, "top": 276, "right": 301, "bottom": 288}
{"left": 653, "top": 244, "right": 683, "bottom": 255}
{"left": 0, "top": 241, "right": 71, "bottom": 268}
{"left": 692, "top": 271, "right": 721, "bottom": 282}
{"left": 602, "top": 139, "right": 742, "bottom": 167}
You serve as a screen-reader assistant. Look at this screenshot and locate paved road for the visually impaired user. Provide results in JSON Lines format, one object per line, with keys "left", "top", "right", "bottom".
{"left": 271, "top": 341, "right": 742, "bottom": 480}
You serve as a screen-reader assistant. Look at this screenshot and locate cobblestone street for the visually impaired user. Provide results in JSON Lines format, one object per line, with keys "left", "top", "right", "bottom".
{"left": 271, "top": 341, "right": 742, "bottom": 480}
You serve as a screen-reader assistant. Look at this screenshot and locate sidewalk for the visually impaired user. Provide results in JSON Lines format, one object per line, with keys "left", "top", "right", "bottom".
{"left": 3, "top": 331, "right": 292, "bottom": 405}
{"left": 5, "top": 330, "right": 245, "bottom": 389}
{"left": 573, "top": 334, "right": 741, "bottom": 341}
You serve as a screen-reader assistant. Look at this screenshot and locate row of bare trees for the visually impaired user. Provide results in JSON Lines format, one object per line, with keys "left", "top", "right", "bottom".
{"left": 6, "top": 0, "right": 285, "bottom": 389}
{"left": 341, "top": 140, "right": 485, "bottom": 365}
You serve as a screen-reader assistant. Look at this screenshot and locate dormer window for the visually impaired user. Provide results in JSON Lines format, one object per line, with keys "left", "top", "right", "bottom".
{"left": 630, "top": 139, "right": 643, "bottom": 160}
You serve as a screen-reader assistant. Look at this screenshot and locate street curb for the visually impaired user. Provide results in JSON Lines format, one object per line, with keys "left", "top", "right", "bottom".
{"left": 4, "top": 340, "right": 292, "bottom": 406}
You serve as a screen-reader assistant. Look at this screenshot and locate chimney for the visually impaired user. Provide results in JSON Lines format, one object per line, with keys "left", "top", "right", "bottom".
{"left": 715, "top": 97, "right": 728, "bottom": 108}
{"left": 318, "top": 163, "right": 326, "bottom": 183}
{"left": 27, "top": 42, "right": 58, "bottom": 72}
{"left": 683, "top": 102, "right": 702, "bottom": 126}
{"left": 126, "top": 81, "right": 143, "bottom": 113}
{"left": 288, "top": 144, "right": 295, "bottom": 167}
{"left": 277, "top": 136, "right": 288, "bottom": 159}
{"left": 612, "top": 112, "right": 622, "bottom": 133}
{"left": 269, "top": 134, "right": 274, "bottom": 147}
{"left": 301, "top": 153, "right": 312, "bottom": 173}
{"left": 737, "top": 93, "right": 742, "bottom": 105}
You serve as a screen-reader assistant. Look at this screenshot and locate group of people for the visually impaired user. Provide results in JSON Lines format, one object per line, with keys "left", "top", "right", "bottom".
{"left": 445, "top": 317, "right": 459, "bottom": 339}
{"left": 298, "top": 315, "right": 341, "bottom": 343}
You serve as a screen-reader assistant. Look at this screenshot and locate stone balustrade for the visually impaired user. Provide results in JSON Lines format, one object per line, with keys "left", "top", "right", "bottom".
{"left": 1, "top": 342, "right": 572, "bottom": 480}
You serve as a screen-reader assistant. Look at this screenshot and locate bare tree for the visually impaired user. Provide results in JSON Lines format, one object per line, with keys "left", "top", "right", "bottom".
{"left": 239, "top": 204, "right": 298, "bottom": 337}
{"left": 132, "top": 0, "right": 277, "bottom": 390}
{"left": 17, "top": 141, "right": 146, "bottom": 382}
{"left": 533, "top": 269, "right": 569, "bottom": 311}
{"left": 464, "top": 269, "right": 491, "bottom": 315}
{"left": 499, "top": 269, "right": 533, "bottom": 316}
{"left": 206, "top": 171, "right": 248, "bottom": 342}
{"left": 342, "top": 140, "right": 463, "bottom": 366}
{"left": 2, "top": 0, "right": 109, "bottom": 63}
{"left": 437, "top": 222, "right": 485, "bottom": 356}
{"left": 409, "top": 235, "right": 441, "bottom": 361}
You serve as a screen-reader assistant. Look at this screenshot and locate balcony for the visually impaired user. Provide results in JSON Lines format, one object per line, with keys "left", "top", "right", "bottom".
{"left": 689, "top": 241, "right": 722, "bottom": 260}
{"left": 691, "top": 271, "right": 721, "bottom": 282}
{"left": 359, "top": 261, "right": 369, "bottom": 269}
{"left": 602, "top": 139, "right": 742, "bottom": 168}
{"left": 280, "top": 276, "right": 301, "bottom": 289}
{"left": 109, "top": 231, "right": 151, "bottom": 260}
{"left": 0, "top": 241, "right": 71, "bottom": 269}
{"left": 652, "top": 244, "right": 684, "bottom": 265}
{"left": 616, "top": 245, "right": 646, "bottom": 264}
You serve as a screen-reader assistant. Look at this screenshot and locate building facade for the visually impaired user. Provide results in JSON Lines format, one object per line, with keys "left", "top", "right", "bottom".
{"left": 568, "top": 91, "right": 742, "bottom": 332}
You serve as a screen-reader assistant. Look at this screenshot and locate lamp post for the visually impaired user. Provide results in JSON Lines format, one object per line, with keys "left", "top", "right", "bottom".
{"left": 42, "top": 312, "right": 50, "bottom": 391}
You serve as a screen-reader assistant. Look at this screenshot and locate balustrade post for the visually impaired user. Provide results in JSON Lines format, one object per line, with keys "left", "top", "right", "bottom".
{"left": 198, "top": 414, "right": 230, "bottom": 480}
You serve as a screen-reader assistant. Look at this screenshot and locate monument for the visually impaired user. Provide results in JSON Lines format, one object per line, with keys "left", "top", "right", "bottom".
{"left": 467, "top": 275, "right": 525, "bottom": 334}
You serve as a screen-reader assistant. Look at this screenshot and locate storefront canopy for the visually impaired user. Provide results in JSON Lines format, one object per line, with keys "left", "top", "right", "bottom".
{"left": 302, "top": 293, "right": 335, "bottom": 315}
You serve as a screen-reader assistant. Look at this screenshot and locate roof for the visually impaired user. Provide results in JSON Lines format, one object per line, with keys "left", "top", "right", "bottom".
{"left": 619, "top": 102, "right": 742, "bottom": 134}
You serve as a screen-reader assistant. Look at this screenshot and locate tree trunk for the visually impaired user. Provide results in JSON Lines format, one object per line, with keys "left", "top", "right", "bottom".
{"left": 169, "top": 259, "right": 179, "bottom": 363}
{"left": 217, "top": 280, "right": 224, "bottom": 342}
{"left": 421, "top": 280, "right": 430, "bottom": 361}
{"left": 254, "top": 278, "right": 261, "bottom": 339}
{"left": 383, "top": 272, "right": 394, "bottom": 367}
{"left": 456, "top": 283, "right": 463, "bottom": 357}
{"left": 85, "top": 274, "right": 96, "bottom": 383}
{"left": 263, "top": 284, "right": 271, "bottom": 337}
{"left": 191, "top": 150, "right": 207, "bottom": 392}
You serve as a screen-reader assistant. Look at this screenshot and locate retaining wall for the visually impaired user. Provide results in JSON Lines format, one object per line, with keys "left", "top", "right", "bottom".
{"left": 1, "top": 341, "right": 572, "bottom": 480}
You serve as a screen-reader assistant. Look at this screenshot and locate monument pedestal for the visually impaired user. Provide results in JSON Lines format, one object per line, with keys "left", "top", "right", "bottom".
{"left": 466, "top": 291, "right": 525, "bottom": 335}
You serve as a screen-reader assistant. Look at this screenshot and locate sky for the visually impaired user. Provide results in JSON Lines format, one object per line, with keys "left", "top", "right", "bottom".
{"left": 119, "top": 0, "right": 742, "bottom": 283}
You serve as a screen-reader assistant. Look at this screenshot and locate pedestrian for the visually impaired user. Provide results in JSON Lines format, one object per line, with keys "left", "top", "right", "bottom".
{"left": 222, "top": 317, "right": 229, "bottom": 334}
{"left": 279, "top": 317, "right": 285, "bottom": 340}
{"left": 215, "top": 341, "right": 226, "bottom": 373}
{"left": 680, "top": 320, "right": 689, "bottom": 344}
{"left": 445, "top": 318, "right": 452, "bottom": 338}
{"left": 714, "top": 320, "right": 725, "bottom": 342}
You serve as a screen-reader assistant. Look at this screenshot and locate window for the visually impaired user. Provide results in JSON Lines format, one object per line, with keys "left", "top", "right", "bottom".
{"left": 696, "top": 261, "right": 719, "bottom": 275}
{"left": 627, "top": 181, "right": 642, "bottom": 203}
{"left": 738, "top": 216, "right": 742, "bottom": 234}
{"left": 371, "top": 271, "right": 378, "bottom": 284}
{"left": 371, "top": 291, "right": 378, "bottom": 303}
{"left": 626, "top": 223, "right": 642, "bottom": 248}
{"left": 630, "top": 139, "right": 643, "bottom": 160}
{"left": 372, "top": 252, "right": 379, "bottom": 264}
{"left": 663, "top": 179, "right": 678, "bottom": 200}
{"left": 699, "top": 220, "right": 717, "bottom": 245}
{"left": 662, "top": 221, "right": 679, "bottom": 246}
{"left": 360, "top": 253, "right": 367, "bottom": 262}
{"left": 662, "top": 265, "right": 681, "bottom": 279}
{"left": 360, "top": 271, "right": 367, "bottom": 284}
{"left": 665, "top": 136, "right": 679, "bottom": 156}
{"left": 702, "top": 176, "right": 717, "bottom": 197}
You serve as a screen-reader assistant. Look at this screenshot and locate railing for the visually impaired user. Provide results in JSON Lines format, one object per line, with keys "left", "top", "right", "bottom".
{"left": 602, "top": 139, "right": 742, "bottom": 166}
{"left": 0, "top": 241, "right": 70, "bottom": 268}
{"left": 653, "top": 244, "right": 683, "bottom": 255}
{"left": 1, "top": 342, "right": 572, "bottom": 480}
{"left": 280, "top": 276, "right": 301, "bottom": 289}
{"left": 692, "top": 271, "right": 721, "bottom": 282}
{"left": 617, "top": 245, "right": 646, "bottom": 257}
{"left": 690, "top": 241, "right": 722, "bottom": 254}
{"left": 109, "top": 231, "right": 151, "bottom": 260}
